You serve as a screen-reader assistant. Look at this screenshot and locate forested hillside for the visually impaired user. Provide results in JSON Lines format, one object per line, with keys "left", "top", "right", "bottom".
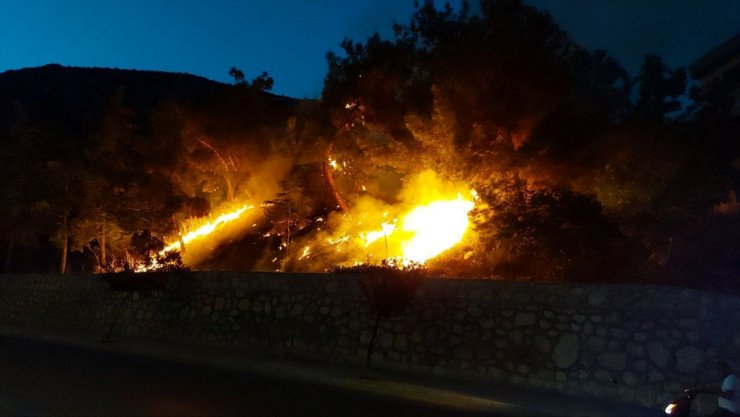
{"left": 1, "top": 1, "right": 739, "bottom": 293}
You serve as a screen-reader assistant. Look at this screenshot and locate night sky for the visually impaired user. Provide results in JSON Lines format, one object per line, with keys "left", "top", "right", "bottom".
{"left": 1, "top": 0, "right": 739, "bottom": 99}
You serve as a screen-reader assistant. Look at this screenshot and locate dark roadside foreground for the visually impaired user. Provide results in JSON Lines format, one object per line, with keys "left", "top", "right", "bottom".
{"left": 0, "top": 326, "right": 661, "bottom": 417}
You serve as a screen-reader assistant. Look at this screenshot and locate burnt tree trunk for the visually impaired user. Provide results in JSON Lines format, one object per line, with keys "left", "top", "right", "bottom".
{"left": 5, "top": 165, "right": 27, "bottom": 273}
{"left": 365, "top": 313, "right": 382, "bottom": 368}
{"left": 197, "top": 138, "right": 235, "bottom": 202}
{"left": 60, "top": 176, "right": 70, "bottom": 275}
{"left": 225, "top": 176, "right": 235, "bottom": 202}
{"left": 102, "top": 291, "right": 130, "bottom": 343}
{"left": 100, "top": 217, "right": 107, "bottom": 267}
{"left": 323, "top": 143, "right": 348, "bottom": 212}
{"left": 4, "top": 234, "right": 15, "bottom": 273}
{"left": 172, "top": 215, "right": 186, "bottom": 253}
{"left": 60, "top": 214, "right": 68, "bottom": 274}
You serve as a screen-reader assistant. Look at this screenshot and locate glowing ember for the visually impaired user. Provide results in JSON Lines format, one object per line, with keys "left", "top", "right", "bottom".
{"left": 328, "top": 157, "right": 339, "bottom": 170}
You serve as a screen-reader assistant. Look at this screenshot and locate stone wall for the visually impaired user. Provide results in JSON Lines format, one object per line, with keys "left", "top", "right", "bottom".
{"left": 0, "top": 272, "right": 739, "bottom": 408}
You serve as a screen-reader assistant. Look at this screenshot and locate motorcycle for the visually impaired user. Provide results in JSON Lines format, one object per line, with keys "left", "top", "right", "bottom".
{"left": 665, "top": 387, "right": 698, "bottom": 417}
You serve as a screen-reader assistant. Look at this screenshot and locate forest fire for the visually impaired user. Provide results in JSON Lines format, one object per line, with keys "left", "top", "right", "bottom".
{"left": 135, "top": 203, "right": 255, "bottom": 272}
{"left": 1, "top": 0, "right": 736, "bottom": 291}
{"left": 161, "top": 204, "right": 255, "bottom": 254}
{"left": 283, "top": 170, "right": 478, "bottom": 270}
{"left": 398, "top": 196, "right": 475, "bottom": 264}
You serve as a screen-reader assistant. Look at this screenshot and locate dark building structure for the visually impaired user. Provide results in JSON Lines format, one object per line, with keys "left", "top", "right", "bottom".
{"left": 690, "top": 32, "right": 740, "bottom": 114}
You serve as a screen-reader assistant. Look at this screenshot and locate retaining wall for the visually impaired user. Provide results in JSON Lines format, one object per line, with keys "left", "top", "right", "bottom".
{"left": 1, "top": 272, "right": 738, "bottom": 408}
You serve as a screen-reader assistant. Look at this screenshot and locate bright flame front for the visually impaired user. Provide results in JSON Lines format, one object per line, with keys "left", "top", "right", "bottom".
{"left": 136, "top": 203, "right": 255, "bottom": 272}
{"left": 162, "top": 204, "right": 254, "bottom": 253}
{"left": 294, "top": 170, "right": 477, "bottom": 269}
{"left": 400, "top": 196, "right": 474, "bottom": 264}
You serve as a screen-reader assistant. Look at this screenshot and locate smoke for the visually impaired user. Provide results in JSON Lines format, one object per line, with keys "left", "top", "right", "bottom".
{"left": 178, "top": 152, "right": 294, "bottom": 267}
{"left": 243, "top": 153, "right": 294, "bottom": 204}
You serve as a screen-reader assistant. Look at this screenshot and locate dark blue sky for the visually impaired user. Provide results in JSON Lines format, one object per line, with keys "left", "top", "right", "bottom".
{"left": 1, "top": 0, "right": 738, "bottom": 98}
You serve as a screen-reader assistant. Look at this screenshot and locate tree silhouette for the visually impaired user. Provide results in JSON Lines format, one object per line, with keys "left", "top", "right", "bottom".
{"left": 228, "top": 67, "right": 245, "bottom": 85}
{"left": 335, "top": 261, "right": 424, "bottom": 367}
{"left": 251, "top": 71, "right": 274, "bottom": 91}
{"left": 635, "top": 54, "right": 687, "bottom": 120}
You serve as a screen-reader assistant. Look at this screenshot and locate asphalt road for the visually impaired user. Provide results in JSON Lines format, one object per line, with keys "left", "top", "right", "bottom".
{"left": 0, "top": 335, "right": 495, "bottom": 417}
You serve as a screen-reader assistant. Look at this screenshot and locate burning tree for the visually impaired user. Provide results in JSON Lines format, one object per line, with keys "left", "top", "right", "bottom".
{"left": 311, "top": 0, "right": 658, "bottom": 280}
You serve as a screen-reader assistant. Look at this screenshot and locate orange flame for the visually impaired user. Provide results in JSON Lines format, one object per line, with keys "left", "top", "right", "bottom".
{"left": 293, "top": 170, "right": 476, "bottom": 269}
{"left": 135, "top": 204, "right": 254, "bottom": 272}
{"left": 162, "top": 204, "right": 254, "bottom": 253}
{"left": 398, "top": 195, "right": 474, "bottom": 264}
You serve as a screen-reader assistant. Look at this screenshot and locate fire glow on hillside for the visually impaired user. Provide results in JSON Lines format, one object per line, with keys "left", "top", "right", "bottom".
{"left": 285, "top": 169, "right": 478, "bottom": 270}
{"left": 135, "top": 169, "right": 477, "bottom": 273}
{"left": 135, "top": 203, "right": 255, "bottom": 272}
{"left": 161, "top": 204, "right": 254, "bottom": 254}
